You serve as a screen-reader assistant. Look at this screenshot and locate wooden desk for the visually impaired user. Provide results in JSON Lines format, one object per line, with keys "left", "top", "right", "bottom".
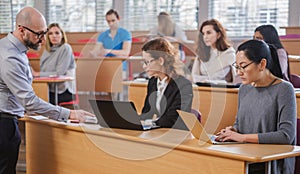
{"left": 70, "top": 43, "right": 95, "bottom": 57}
{"left": 76, "top": 58, "right": 125, "bottom": 93}
{"left": 29, "top": 57, "right": 41, "bottom": 71}
{"left": 126, "top": 82, "right": 300, "bottom": 134}
{"left": 32, "top": 80, "right": 49, "bottom": 102}
{"left": 289, "top": 57, "right": 300, "bottom": 75}
{"left": 192, "top": 85, "right": 239, "bottom": 134}
{"left": 281, "top": 27, "right": 300, "bottom": 35}
{"left": 127, "top": 56, "right": 144, "bottom": 80}
{"left": 296, "top": 93, "right": 300, "bottom": 121}
{"left": 33, "top": 76, "right": 74, "bottom": 104}
{"left": 30, "top": 57, "right": 125, "bottom": 93}
{"left": 281, "top": 38, "right": 300, "bottom": 55}
{"left": 23, "top": 118, "right": 300, "bottom": 174}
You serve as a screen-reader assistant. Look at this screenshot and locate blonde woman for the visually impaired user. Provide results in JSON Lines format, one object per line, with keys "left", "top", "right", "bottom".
{"left": 149, "top": 11, "right": 188, "bottom": 43}
{"left": 33, "top": 23, "right": 76, "bottom": 105}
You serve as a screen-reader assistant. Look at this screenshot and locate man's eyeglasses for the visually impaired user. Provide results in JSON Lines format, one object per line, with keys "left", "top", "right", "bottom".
{"left": 232, "top": 61, "right": 254, "bottom": 72}
{"left": 19, "top": 25, "right": 48, "bottom": 39}
{"left": 143, "top": 59, "right": 156, "bottom": 66}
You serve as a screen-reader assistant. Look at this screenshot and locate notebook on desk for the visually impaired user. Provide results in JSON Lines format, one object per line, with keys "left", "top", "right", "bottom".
{"left": 177, "top": 110, "right": 243, "bottom": 145}
{"left": 195, "top": 82, "right": 240, "bottom": 88}
{"left": 89, "top": 100, "right": 159, "bottom": 130}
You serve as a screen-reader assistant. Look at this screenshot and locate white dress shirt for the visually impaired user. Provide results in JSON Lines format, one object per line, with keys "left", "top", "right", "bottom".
{"left": 156, "top": 76, "right": 168, "bottom": 114}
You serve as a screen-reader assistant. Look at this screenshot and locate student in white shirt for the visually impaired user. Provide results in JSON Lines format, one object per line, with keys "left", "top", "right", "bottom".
{"left": 192, "top": 19, "right": 236, "bottom": 83}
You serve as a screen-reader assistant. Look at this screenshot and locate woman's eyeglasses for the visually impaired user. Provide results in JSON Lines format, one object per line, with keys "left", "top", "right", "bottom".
{"left": 232, "top": 61, "right": 254, "bottom": 72}
{"left": 142, "top": 59, "right": 156, "bottom": 66}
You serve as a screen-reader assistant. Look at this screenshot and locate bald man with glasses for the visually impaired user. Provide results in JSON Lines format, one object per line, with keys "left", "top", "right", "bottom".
{"left": 0, "top": 6, "right": 94, "bottom": 173}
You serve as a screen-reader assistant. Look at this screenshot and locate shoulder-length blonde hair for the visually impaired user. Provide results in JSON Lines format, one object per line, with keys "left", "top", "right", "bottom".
{"left": 141, "top": 37, "right": 185, "bottom": 78}
{"left": 45, "top": 23, "right": 68, "bottom": 52}
{"left": 157, "top": 12, "right": 176, "bottom": 37}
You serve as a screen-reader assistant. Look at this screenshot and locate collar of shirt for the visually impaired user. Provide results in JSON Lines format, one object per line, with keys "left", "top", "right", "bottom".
{"left": 157, "top": 76, "right": 168, "bottom": 89}
{"left": 7, "top": 32, "right": 28, "bottom": 53}
{"left": 156, "top": 76, "right": 168, "bottom": 115}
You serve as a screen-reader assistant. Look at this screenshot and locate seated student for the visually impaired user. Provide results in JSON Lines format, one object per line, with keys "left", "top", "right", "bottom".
{"left": 191, "top": 19, "right": 236, "bottom": 83}
{"left": 32, "top": 23, "right": 76, "bottom": 105}
{"left": 90, "top": 9, "right": 132, "bottom": 79}
{"left": 139, "top": 37, "right": 193, "bottom": 130}
{"left": 254, "top": 24, "right": 290, "bottom": 81}
{"left": 148, "top": 11, "right": 191, "bottom": 61}
{"left": 149, "top": 12, "right": 189, "bottom": 42}
{"left": 216, "top": 40, "right": 296, "bottom": 174}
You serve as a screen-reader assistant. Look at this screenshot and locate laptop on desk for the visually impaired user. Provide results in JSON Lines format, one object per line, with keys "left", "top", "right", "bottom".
{"left": 89, "top": 100, "right": 159, "bottom": 130}
{"left": 177, "top": 110, "right": 243, "bottom": 145}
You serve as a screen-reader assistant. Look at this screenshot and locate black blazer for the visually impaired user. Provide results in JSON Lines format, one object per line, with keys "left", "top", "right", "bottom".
{"left": 140, "top": 75, "right": 193, "bottom": 130}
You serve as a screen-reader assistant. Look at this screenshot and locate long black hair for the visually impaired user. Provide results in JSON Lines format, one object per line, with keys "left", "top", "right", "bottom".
{"left": 254, "top": 24, "right": 290, "bottom": 80}
{"left": 237, "top": 40, "right": 283, "bottom": 79}
{"left": 254, "top": 25, "right": 284, "bottom": 49}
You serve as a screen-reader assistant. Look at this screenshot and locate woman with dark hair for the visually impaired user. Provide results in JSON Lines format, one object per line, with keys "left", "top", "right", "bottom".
{"left": 192, "top": 19, "right": 236, "bottom": 82}
{"left": 254, "top": 24, "right": 290, "bottom": 81}
{"left": 32, "top": 23, "right": 76, "bottom": 105}
{"left": 140, "top": 37, "right": 193, "bottom": 130}
{"left": 217, "top": 40, "right": 296, "bottom": 174}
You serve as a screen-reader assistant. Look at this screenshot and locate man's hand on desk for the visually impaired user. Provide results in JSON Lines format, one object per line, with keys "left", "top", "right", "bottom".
{"left": 69, "top": 110, "right": 95, "bottom": 123}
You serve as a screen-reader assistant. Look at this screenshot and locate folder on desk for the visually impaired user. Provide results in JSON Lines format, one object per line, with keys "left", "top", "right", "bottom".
{"left": 195, "top": 82, "right": 240, "bottom": 88}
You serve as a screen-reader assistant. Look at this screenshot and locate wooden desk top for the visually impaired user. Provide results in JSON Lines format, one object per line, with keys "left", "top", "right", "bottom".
{"left": 124, "top": 81, "right": 239, "bottom": 93}
{"left": 29, "top": 57, "right": 129, "bottom": 60}
{"left": 77, "top": 57, "right": 128, "bottom": 60}
{"left": 33, "top": 76, "right": 74, "bottom": 83}
{"left": 22, "top": 117, "right": 300, "bottom": 163}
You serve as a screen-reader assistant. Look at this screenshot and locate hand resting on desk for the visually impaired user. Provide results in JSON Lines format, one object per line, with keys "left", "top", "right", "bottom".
{"left": 69, "top": 110, "right": 95, "bottom": 123}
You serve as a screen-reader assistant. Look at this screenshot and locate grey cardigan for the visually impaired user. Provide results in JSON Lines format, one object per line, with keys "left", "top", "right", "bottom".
{"left": 40, "top": 43, "right": 76, "bottom": 94}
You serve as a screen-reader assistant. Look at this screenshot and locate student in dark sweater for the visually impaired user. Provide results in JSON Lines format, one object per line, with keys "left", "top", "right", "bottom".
{"left": 216, "top": 40, "right": 296, "bottom": 174}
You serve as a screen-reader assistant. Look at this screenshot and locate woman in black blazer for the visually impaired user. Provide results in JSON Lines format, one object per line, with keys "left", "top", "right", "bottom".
{"left": 140, "top": 37, "right": 193, "bottom": 130}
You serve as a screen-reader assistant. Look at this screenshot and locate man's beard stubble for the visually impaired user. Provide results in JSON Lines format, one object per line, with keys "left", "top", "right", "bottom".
{"left": 24, "top": 37, "right": 42, "bottom": 50}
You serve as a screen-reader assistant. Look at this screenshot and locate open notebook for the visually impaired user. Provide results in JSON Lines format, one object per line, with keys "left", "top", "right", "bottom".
{"left": 177, "top": 110, "right": 243, "bottom": 145}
